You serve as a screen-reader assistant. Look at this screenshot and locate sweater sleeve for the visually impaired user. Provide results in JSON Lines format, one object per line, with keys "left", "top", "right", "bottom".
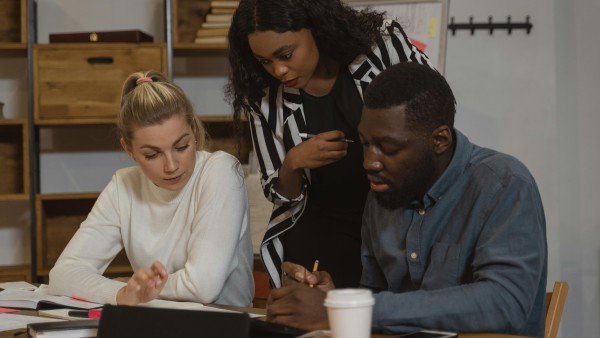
{"left": 48, "top": 175, "right": 126, "bottom": 304}
{"left": 159, "top": 153, "right": 252, "bottom": 304}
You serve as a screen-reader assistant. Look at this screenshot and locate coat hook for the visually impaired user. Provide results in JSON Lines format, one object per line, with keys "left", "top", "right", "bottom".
{"left": 507, "top": 15, "right": 512, "bottom": 35}
{"left": 469, "top": 16, "right": 475, "bottom": 35}
{"left": 488, "top": 16, "right": 493, "bottom": 35}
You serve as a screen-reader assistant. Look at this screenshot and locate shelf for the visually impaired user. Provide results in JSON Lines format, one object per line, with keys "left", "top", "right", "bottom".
{"left": 0, "top": 264, "right": 31, "bottom": 282}
{"left": 0, "top": 119, "right": 29, "bottom": 196}
{"left": 173, "top": 43, "right": 228, "bottom": 57}
{"left": 35, "top": 193, "right": 132, "bottom": 277}
{"left": 0, "top": 0, "right": 27, "bottom": 45}
{"left": 0, "top": 43, "right": 27, "bottom": 57}
{"left": 0, "top": 194, "right": 29, "bottom": 202}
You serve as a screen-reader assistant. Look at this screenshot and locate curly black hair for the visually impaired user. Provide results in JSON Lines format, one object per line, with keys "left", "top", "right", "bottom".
{"left": 363, "top": 62, "right": 456, "bottom": 133}
{"left": 225, "top": 0, "right": 385, "bottom": 128}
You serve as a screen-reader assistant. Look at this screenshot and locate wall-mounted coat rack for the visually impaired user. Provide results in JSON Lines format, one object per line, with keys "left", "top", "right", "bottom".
{"left": 448, "top": 16, "right": 533, "bottom": 35}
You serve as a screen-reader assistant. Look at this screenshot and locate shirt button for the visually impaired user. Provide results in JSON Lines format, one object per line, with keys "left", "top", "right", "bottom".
{"left": 410, "top": 252, "right": 418, "bottom": 260}
{"left": 418, "top": 209, "right": 425, "bottom": 215}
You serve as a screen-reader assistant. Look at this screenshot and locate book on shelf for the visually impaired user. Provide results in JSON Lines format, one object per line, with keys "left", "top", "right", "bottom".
{"left": 201, "top": 21, "right": 231, "bottom": 29}
{"left": 210, "top": 0, "right": 239, "bottom": 9}
{"left": 211, "top": 7, "right": 236, "bottom": 14}
{"left": 0, "top": 285, "right": 103, "bottom": 310}
{"left": 205, "top": 13, "right": 233, "bottom": 23}
{"left": 27, "top": 319, "right": 99, "bottom": 338}
{"left": 194, "top": 36, "right": 228, "bottom": 45}
{"left": 196, "top": 27, "right": 230, "bottom": 38}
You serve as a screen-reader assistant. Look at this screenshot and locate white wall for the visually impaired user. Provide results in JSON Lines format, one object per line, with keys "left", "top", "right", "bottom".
{"left": 1, "top": 0, "right": 598, "bottom": 336}
{"left": 446, "top": 1, "right": 599, "bottom": 337}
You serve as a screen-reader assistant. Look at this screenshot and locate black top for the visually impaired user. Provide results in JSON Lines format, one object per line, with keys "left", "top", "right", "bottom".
{"left": 279, "top": 69, "right": 369, "bottom": 288}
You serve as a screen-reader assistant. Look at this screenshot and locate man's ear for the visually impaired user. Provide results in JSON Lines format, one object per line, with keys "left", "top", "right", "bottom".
{"left": 431, "top": 125, "right": 453, "bottom": 155}
{"left": 120, "top": 138, "right": 134, "bottom": 160}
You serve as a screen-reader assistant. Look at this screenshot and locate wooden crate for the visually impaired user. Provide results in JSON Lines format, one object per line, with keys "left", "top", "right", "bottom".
{"left": 33, "top": 43, "right": 167, "bottom": 121}
{"left": 0, "top": 119, "right": 29, "bottom": 196}
{"left": 0, "top": 0, "right": 26, "bottom": 44}
{"left": 35, "top": 193, "right": 131, "bottom": 276}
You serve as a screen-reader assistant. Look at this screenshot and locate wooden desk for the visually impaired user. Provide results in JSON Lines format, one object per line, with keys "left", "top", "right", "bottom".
{"left": 211, "top": 305, "right": 531, "bottom": 338}
{"left": 0, "top": 308, "right": 531, "bottom": 338}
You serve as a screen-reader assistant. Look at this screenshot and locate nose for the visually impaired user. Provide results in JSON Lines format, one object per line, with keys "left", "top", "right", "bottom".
{"left": 273, "top": 61, "right": 288, "bottom": 79}
{"left": 164, "top": 152, "right": 178, "bottom": 173}
{"left": 363, "top": 146, "right": 383, "bottom": 172}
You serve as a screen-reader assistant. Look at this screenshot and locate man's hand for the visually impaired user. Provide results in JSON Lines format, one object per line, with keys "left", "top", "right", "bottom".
{"left": 266, "top": 283, "right": 329, "bottom": 331}
{"left": 281, "top": 261, "right": 335, "bottom": 292}
{"left": 116, "top": 261, "right": 168, "bottom": 305}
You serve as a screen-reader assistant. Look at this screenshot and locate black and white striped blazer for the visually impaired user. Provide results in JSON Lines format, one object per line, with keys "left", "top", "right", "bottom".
{"left": 247, "top": 21, "right": 433, "bottom": 287}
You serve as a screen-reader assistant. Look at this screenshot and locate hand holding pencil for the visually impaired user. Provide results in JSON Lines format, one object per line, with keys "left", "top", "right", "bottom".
{"left": 280, "top": 261, "right": 335, "bottom": 292}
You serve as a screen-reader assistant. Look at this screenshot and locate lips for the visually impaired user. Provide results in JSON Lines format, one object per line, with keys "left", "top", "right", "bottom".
{"left": 367, "top": 175, "right": 390, "bottom": 192}
{"left": 164, "top": 173, "right": 184, "bottom": 184}
{"left": 283, "top": 78, "right": 298, "bottom": 87}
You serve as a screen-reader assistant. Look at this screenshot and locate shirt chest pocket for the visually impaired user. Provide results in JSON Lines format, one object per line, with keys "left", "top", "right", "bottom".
{"left": 421, "top": 242, "right": 462, "bottom": 290}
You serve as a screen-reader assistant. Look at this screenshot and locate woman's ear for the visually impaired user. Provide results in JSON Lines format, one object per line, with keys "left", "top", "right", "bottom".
{"left": 431, "top": 125, "right": 453, "bottom": 155}
{"left": 120, "top": 138, "right": 135, "bottom": 161}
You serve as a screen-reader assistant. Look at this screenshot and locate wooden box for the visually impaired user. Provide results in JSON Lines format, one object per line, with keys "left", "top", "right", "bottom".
{"left": 0, "top": 119, "right": 29, "bottom": 197}
{"left": 35, "top": 193, "right": 131, "bottom": 276}
{"left": 33, "top": 43, "right": 167, "bottom": 121}
{"left": 0, "top": 0, "right": 26, "bottom": 44}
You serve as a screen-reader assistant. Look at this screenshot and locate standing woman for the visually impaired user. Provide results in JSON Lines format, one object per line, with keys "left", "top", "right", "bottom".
{"left": 49, "top": 70, "right": 254, "bottom": 307}
{"left": 227, "top": 0, "right": 432, "bottom": 288}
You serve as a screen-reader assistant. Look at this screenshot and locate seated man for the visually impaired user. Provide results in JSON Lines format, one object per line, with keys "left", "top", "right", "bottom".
{"left": 265, "top": 62, "right": 547, "bottom": 337}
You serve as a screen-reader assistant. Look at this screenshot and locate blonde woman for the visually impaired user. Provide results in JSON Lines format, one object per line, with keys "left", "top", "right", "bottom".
{"left": 49, "top": 71, "right": 254, "bottom": 307}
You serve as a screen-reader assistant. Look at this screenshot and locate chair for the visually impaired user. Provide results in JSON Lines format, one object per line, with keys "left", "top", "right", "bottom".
{"left": 252, "top": 254, "right": 271, "bottom": 308}
{"left": 545, "top": 281, "right": 568, "bottom": 338}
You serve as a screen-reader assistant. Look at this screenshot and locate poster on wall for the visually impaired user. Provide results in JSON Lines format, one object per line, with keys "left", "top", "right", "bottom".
{"left": 345, "top": 0, "right": 448, "bottom": 73}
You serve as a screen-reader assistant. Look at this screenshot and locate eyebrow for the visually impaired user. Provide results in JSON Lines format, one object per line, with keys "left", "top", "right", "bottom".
{"left": 139, "top": 133, "right": 191, "bottom": 151}
{"left": 254, "top": 44, "right": 294, "bottom": 59}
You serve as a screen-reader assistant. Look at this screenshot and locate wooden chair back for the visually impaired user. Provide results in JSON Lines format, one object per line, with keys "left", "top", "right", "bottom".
{"left": 545, "top": 281, "right": 568, "bottom": 338}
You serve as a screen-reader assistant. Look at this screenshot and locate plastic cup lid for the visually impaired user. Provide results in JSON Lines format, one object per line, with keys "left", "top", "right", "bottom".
{"left": 323, "top": 288, "right": 375, "bottom": 308}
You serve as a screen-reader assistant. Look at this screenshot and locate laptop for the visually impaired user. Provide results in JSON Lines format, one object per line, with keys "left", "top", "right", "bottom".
{"left": 97, "top": 304, "right": 251, "bottom": 338}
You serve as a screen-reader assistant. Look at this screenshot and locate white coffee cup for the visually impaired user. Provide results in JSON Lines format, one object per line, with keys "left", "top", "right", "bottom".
{"left": 324, "top": 288, "right": 375, "bottom": 338}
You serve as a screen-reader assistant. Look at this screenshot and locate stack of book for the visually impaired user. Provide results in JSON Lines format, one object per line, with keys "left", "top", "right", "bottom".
{"left": 195, "top": 0, "right": 239, "bottom": 45}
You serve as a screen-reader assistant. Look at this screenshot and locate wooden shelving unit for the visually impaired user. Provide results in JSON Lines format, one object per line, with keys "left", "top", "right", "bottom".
{"left": 1, "top": 0, "right": 251, "bottom": 283}
{"left": 0, "top": 0, "right": 30, "bottom": 282}
{"left": 35, "top": 193, "right": 131, "bottom": 277}
{"left": 0, "top": 119, "right": 29, "bottom": 200}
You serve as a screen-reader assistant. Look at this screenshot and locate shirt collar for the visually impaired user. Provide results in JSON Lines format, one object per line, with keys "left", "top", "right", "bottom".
{"left": 423, "top": 129, "right": 473, "bottom": 208}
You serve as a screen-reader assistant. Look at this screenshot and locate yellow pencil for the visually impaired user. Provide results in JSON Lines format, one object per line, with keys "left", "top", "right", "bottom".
{"left": 309, "top": 260, "right": 319, "bottom": 288}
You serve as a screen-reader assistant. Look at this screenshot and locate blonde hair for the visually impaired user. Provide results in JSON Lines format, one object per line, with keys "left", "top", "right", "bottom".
{"left": 118, "top": 70, "right": 207, "bottom": 150}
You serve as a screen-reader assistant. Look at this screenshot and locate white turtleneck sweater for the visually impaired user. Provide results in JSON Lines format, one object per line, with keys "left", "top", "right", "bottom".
{"left": 49, "top": 151, "right": 254, "bottom": 307}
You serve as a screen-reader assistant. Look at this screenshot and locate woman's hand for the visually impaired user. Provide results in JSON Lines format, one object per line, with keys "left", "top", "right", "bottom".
{"left": 116, "top": 261, "right": 168, "bottom": 305}
{"left": 276, "top": 130, "right": 350, "bottom": 199}
{"left": 286, "top": 130, "right": 349, "bottom": 170}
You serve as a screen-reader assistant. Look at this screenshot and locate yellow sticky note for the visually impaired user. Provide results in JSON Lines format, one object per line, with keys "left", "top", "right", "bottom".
{"left": 428, "top": 16, "right": 438, "bottom": 39}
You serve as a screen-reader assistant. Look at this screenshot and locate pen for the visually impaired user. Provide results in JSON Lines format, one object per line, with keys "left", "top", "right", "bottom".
{"left": 298, "top": 133, "right": 354, "bottom": 143}
{"left": 309, "top": 259, "right": 319, "bottom": 288}
{"left": 68, "top": 308, "right": 103, "bottom": 319}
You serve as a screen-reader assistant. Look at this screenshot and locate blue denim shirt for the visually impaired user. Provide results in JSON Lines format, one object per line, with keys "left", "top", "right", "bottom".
{"left": 361, "top": 130, "right": 547, "bottom": 337}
